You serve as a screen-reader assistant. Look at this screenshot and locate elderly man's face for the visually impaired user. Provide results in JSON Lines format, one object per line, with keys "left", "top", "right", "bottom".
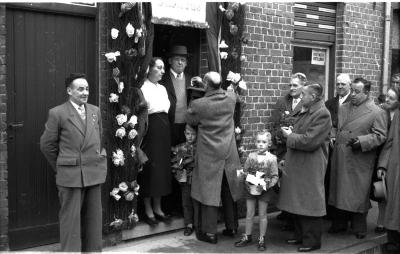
{"left": 169, "top": 56, "right": 187, "bottom": 74}
{"left": 391, "top": 77, "right": 400, "bottom": 89}
{"left": 336, "top": 81, "right": 351, "bottom": 97}
{"left": 67, "top": 78, "right": 89, "bottom": 105}
{"left": 350, "top": 81, "right": 368, "bottom": 106}
{"left": 289, "top": 77, "right": 303, "bottom": 98}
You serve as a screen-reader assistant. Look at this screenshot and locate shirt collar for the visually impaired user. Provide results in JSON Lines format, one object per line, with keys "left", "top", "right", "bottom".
{"left": 70, "top": 100, "right": 84, "bottom": 112}
{"left": 170, "top": 69, "right": 183, "bottom": 79}
{"left": 339, "top": 91, "right": 350, "bottom": 100}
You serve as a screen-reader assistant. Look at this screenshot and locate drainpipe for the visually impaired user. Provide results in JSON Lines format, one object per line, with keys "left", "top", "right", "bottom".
{"left": 382, "top": 2, "right": 391, "bottom": 94}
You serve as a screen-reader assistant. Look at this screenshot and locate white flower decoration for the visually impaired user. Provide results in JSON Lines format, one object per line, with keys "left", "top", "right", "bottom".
{"left": 131, "top": 144, "right": 136, "bottom": 157}
{"left": 238, "top": 80, "right": 247, "bottom": 90}
{"left": 116, "top": 114, "right": 128, "bottom": 126}
{"left": 226, "top": 71, "right": 241, "bottom": 84}
{"left": 284, "top": 111, "right": 290, "bottom": 115}
{"left": 219, "top": 40, "right": 229, "bottom": 49}
{"left": 109, "top": 93, "right": 119, "bottom": 103}
{"left": 111, "top": 187, "right": 120, "bottom": 195}
{"left": 128, "top": 129, "right": 138, "bottom": 140}
{"left": 115, "top": 127, "right": 126, "bottom": 139}
{"left": 105, "top": 51, "right": 120, "bottom": 63}
{"left": 128, "top": 115, "right": 138, "bottom": 128}
{"left": 118, "top": 182, "right": 129, "bottom": 192}
{"left": 240, "top": 55, "right": 247, "bottom": 62}
{"left": 126, "top": 23, "right": 135, "bottom": 38}
{"left": 111, "top": 28, "right": 119, "bottom": 39}
{"left": 118, "top": 82, "right": 124, "bottom": 94}
{"left": 220, "top": 52, "right": 228, "bottom": 59}
{"left": 235, "top": 127, "right": 242, "bottom": 134}
{"left": 112, "top": 149, "right": 125, "bottom": 166}
{"left": 134, "top": 28, "right": 143, "bottom": 43}
{"left": 219, "top": 4, "right": 226, "bottom": 12}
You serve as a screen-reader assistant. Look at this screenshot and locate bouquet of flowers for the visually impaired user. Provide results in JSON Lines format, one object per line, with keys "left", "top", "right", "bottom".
{"left": 171, "top": 144, "right": 195, "bottom": 183}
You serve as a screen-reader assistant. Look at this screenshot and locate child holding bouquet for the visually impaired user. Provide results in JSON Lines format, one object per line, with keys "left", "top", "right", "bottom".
{"left": 171, "top": 124, "right": 197, "bottom": 236}
{"left": 235, "top": 130, "right": 278, "bottom": 251}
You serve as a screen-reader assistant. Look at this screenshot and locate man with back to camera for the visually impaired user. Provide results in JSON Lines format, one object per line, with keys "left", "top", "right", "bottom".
{"left": 40, "top": 73, "right": 107, "bottom": 252}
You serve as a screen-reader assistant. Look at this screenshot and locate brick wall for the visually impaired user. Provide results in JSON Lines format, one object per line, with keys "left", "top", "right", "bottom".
{"left": 240, "top": 2, "right": 294, "bottom": 149}
{"left": 335, "top": 2, "right": 385, "bottom": 97}
{"left": 0, "top": 4, "right": 7, "bottom": 251}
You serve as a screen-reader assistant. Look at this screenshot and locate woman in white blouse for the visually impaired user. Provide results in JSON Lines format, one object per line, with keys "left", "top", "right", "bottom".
{"left": 139, "top": 57, "right": 172, "bottom": 226}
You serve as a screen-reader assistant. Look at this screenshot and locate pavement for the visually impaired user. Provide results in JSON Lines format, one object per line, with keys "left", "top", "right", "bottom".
{"left": 24, "top": 202, "right": 387, "bottom": 253}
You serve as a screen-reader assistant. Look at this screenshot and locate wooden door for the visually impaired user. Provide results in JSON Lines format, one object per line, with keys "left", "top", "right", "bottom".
{"left": 7, "top": 5, "right": 96, "bottom": 250}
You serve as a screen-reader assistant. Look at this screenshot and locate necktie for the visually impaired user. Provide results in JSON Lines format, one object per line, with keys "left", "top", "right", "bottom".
{"left": 177, "top": 73, "right": 181, "bottom": 79}
{"left": 78, "top": 105, "right": 86, "bottom": 120}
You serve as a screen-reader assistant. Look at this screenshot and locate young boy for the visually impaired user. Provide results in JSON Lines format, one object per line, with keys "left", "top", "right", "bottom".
{"left": 171, "top": 124, "right": 197, "bottom": 236}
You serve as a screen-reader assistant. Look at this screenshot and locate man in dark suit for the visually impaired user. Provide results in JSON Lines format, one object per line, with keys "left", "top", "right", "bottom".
{"left": 40, "top": 73, "right": 107, "bottom": 252}
{"left": 186, "top": 72, "right": 241, "bottom": 244}
{"left": 324, "top": 73, "right": 352, "bottom": 220}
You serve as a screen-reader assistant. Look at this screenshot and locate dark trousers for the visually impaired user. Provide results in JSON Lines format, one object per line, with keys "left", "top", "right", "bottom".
{"left": 57, "top": 184, "right": 102, "bottom": 252}
{"left": 181, "top": 183, "right": 194, "bottom": 226}
{"left": 331, "top": 207, "right": 367, "bottom": 234}
{"left": 386, "top": 230, "right": 400, "bottom": 252}
{"left": 193, "top": 172, "right": 238, "bottom": 234}
{"left": 293, "top": 214, "right": 322, "bottom": 248}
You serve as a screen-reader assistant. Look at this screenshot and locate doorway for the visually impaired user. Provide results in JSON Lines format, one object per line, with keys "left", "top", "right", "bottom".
{"left": 7, "top": 5, "right": 97, "bottom": 250}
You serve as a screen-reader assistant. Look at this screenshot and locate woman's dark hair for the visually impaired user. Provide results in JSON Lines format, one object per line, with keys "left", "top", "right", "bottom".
{"left": 147, "top": 57, "right": 163, "bottom": 77}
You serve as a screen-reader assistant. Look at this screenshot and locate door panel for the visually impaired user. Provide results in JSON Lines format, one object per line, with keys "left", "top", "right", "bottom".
{"left": 7, "top": 7, "right": 96, "bottom": 250}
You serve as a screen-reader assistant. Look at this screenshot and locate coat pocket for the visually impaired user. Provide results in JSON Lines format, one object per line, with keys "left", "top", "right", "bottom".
{"left": 56, "top": 157, "right": 78, "bottom": 166}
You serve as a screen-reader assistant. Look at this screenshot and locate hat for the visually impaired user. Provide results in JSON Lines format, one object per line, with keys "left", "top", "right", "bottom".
{"left": 373, "top": 175, "right": 387, "bottom": 201}
{"left": 168, "top": 45, "right": 189, "bottom": 57}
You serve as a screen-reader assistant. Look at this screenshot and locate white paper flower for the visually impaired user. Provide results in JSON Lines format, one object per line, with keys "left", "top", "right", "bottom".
{"left": 116, "top": 114, "right": 128, "bottom": 126}
{"left": 115, "top": 127, "right": 126, "bottom": 139}
{"left": 240, "top": 55, "right": 247, "bottom": 62}
{"left": 111, "top": 187, "right": 120, "bottom": 195}
{"left": 109, "top": 93, "right": 119, "bottom": 103}
{"left": 111, "top": 28, "right": 119, "bottom": 39}
{"left": 128, "top": 129, "right": 138, "bottom": 140}
{"left": 126, "top": 23, "right": 135, "bottom": 38}
{"left": 284, "top": 111, "right": 290, "bottom": 115}
{"left": 235, "top": 127, "right": 242, "bottom": 134}
{"left": 112, "top": 149, "right": 125, "bottom": 166}
{"left": 219, "top": 40, "right": 229, "bottom": 49}
{"left": 227, "top": 71, "right": 241, "bottom": 84}
{"left": 105, "top": 51, "right": 120, "bottom": 63}
{"left": 134, "top": 28, "right": 143, "bottom": 43}
{"left": 219, "top": 4, "right": 226, "bottom": 12}
{"left": 131, "top": 144, "right": 136, "bottom": 156}
{"left": 118, "top": 182, "right": 129, "bottom": 192}
{"left": 118, "top": 82, "right": 124, "bottom": 94}
{"left": 238, "top": 80, "right": 247, "bottom": 90}
{"left": 220, "top": 52, "right": 228, "bottom": 59}
{"left": 128, "top": 115, "right": 138, "bottom": 128}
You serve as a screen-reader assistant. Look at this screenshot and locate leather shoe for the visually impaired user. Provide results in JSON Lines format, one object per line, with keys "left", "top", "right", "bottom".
{"left": 222, "top": 228, "right": 237, "bottom": 237}
{"left": 298, "top": 246, "right": 321, "bottom": 252}
{"left": 375, "top": 226, "right": 386, "bottom": 234}
{"left": 287, "top": 239, "right": 302, "bottom": 245}
{"left": 184, "top": 226, "right": 194, "bottom": 236}
{"left": 355, "top": 233, "right": 366, "bottom": 239}
{"left": 143, "top": 215, "right": 158, "bottom": 226}
{"left": 198, "top": 232, "right": 218, "bottom": 244}
{"left": 154, "top": 213, "right": 172, "bottom": 223}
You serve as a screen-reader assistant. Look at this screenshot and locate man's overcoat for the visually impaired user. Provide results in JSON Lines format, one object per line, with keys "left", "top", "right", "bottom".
{"left": 186, "top": 88, "right": 241, "bottom": 207}
{"left": 277, "top": 100, "right": 332, "bottom": 217}
{"left": 329, "top": 99, "right": 387, "bottom": 213}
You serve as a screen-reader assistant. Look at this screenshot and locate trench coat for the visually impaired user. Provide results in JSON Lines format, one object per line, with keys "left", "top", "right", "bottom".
{"left": 377, "top": 108, "right": 400, "bottom": 231}
{"left": 329, "top": 99, "right": 387, "bottom": 213}
{"left": 185, "top": 88, "right": 241, "bottom": 207}
{"left": 277, "top": 100, "right": 332, "bottom": 217}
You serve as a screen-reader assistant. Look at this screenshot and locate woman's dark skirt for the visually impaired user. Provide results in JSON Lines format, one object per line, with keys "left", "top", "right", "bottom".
{"left": 139, "top": 112, "right": 172, "bottom": 197}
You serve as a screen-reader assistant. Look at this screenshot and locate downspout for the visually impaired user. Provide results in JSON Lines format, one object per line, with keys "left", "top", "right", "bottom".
{"left": 382, "top": 2, "right": 391, "bottom": 94}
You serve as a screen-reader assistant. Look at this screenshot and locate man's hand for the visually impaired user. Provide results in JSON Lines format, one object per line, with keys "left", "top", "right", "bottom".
{"left": 346, "top": 137, "right": 361, "bottom": 151}
{"left": 377, "top": 168, "right": 386, "bottom": 179}
{"left": 281, "top": 126, "right": 292, "bottom": 138}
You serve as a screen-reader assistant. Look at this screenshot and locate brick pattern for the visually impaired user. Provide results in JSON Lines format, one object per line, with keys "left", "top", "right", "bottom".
{"left": 240, "top": 2, "right": 294, "bottom": 148}
{"left": 0, "top": 4, "right": 7, "bottom": 251}
{"left": 335, "top": 2, "right": 385, "bottom": 97}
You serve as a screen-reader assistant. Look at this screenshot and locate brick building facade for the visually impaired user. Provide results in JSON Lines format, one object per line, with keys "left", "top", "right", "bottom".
{"left": 0, "top": 2, "right": 398, "bottom": 250}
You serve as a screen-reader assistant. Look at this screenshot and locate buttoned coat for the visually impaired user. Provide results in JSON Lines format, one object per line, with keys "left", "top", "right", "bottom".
{"left": 277, "top": 100, "right": 332, "bottom": 216}
{"left": 329, "top": 99, "right": 387, "bottom": 213}
{"left": 325, "top": 94, "right": 351, "bottom": 131}
{"left": 40, "top": 101, "right": 107, "bottom": 187}
{"left": 377, "top": 108, "right": 400, "bottom": 231}
{"left": 186, "top": 88, "right": 241, "bottom": 206}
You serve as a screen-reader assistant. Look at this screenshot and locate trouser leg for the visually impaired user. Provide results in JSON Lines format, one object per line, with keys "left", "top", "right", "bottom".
{"left": 292, "top": 214, "right": 302, "bottom": 242}
{"left": 192, "top": 199, "right": 201, "bottom": 232}
{"left": 298, "top": 215, "right": 322, "bottom": 248}
{"left": 221, "top": 172, "right": 238, "bottom": 231}
{"left": 351, "top": 212, "right": 367, "bottom": 234}
{"left": 331, "top": 207, "right": 350, "bottom": 230}
{"left": 181, "top": 183, "right": 194, "bottom": 226}
{"left": 81, "top": 185, "right": 102, "bottom": 252}
{"left": 57, "top": 186, "right": 82, "bottom": 252}
{"left": 201, "top": 204, "right": 219, "bottom": 234}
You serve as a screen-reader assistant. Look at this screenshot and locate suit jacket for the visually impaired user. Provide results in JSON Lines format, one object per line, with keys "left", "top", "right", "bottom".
{"left": 329, "top": 99, "right": 388, "bottom": 213}
{"left": 160, "top": 71, "right": 191, "bottom": 124}
{"left": 186, "top": 88, "right": 241, "bottom": 206}
{"left": 277, "top": 100, "right": 332, "bottom": 216}
{"left": 40, "top": 101, "right": 107, "bottom": 188}
{"left": 325, "top": 94, "right": 351, "bottom": 131}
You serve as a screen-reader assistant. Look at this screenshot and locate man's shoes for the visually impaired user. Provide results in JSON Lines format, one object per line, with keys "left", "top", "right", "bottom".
{"left": 143, "top": 215, "right": 158, "bottom": 226}
{"left": 222, "top": 228, "right": 237, "bottom": 237}
{"left": 375, "top": 226, "right": 386, "bottom": 234}
{"left": 195, "top": 230, "right": 203, "bottom": 240}
{"left": 297, "top": 245, "right": 321, "bottom": 252}
{"left": 355, "top": 233, "right": 366, "bottom": 239}
{"left": 234, "top": 234, "right": 252, "bottom": 247}
{"left": 328, "top": 226, "right": 346, "bottom": 234}
{"left": 153, "top": 212, "right": 172, "bottom": 223}
{"left": 198, "top": 232, "right": 217, "bottom": 244}
{"left": 258, "top": 236, "right": 266, "bottom": 251}
{"left": 184, "top": 226, "right": 194, "bottom": 236}
{"left": 287, "top": 239, "right": 302, "bottom": 245}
